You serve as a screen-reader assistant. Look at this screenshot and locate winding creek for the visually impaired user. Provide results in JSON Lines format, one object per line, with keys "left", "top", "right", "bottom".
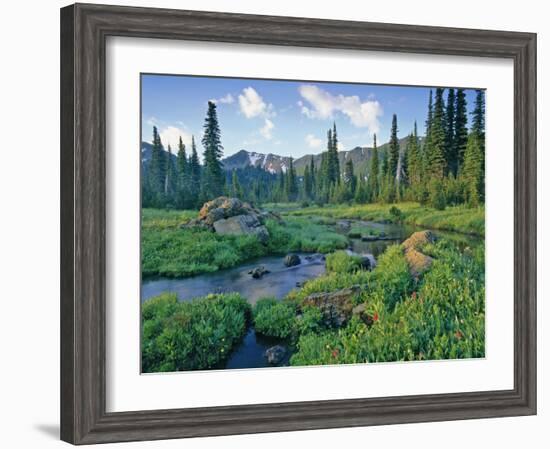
{"left": 141, "top": 219, "right": 482, "bottom": 369}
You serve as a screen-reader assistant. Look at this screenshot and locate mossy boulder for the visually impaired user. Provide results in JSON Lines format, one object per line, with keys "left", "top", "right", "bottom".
{"left": 401, "top": 230, "right": 437, "bottom": 277}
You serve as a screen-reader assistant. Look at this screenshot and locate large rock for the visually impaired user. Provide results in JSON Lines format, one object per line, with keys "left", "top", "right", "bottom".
{"left": 186, "top": 197, "right": 270, "bottom": 243}
{"left": 284, "top": 254, "right": 301, "bottom": 267}
{"left": 401, "top": 231, "right": 437, "bottom": 276}
{"left": 264, "top": 345, "right": 287, "bottom": 365}
{"left": 302, "top": 285, "right": 362, "bottom": 328}
{"left": 213, "top": 214, "right": 269, "bottom": 243}
{"left": 248, "top": 265, "right": 270, "bottom": 279}
{"left": 401, "top": 230, "right": 437, "bottom": 252}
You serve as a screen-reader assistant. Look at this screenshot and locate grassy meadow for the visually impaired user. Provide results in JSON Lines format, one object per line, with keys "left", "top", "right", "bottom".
{"left": 141, "top": 201, "right": 485, "bottom": 371}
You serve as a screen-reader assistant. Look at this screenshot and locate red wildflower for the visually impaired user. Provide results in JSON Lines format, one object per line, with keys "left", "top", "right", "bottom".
{"left": 331, "top": 349, "right": 339, "bottom": 358}
{"left": 455, "top": 330, "right": 463, "bottom": 340}
{"left": 373, "top": 312, "right": 379, "bottom": 322}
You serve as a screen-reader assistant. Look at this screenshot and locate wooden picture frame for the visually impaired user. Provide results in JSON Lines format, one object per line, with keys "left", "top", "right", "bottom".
{"left": 60, "top": 3, "right": 536, "bottom": 444}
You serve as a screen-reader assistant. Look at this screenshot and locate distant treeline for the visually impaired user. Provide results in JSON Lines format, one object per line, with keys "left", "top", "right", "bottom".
{"left": 142, "top": 88, "right": 485, "bottom": 210}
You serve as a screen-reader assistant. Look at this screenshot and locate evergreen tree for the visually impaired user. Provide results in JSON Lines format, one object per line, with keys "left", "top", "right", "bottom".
{"left": 189, "top": 136, "right": 201, "bottom": 208}
{"left": 201, "top": 101, "right": 224, "bottom": 201}
{"left": 453, "top": 88, "right": 468, "bottom": 176}
{"left": 285, "top": 158, "right": 298, "bottom": 201}
{"left": 303, "top": 164, "right": 313, "bottom": 199}
{"left": 354, "top": 173, "right": 368, "bottom": 204}
{"left": 426, "top": 88, "right": 446, "bottom": 179}
{"left": 367, "top": 134, "right": 379, "bottom": 202}
{"left": 388, "top": 114, "right": 400, "bottom": 180}
{"left": 462, "top": 132, "right": 484, "bottom": 207}
{"left": 148, "top": 126, "right": 166, "bottom": 199}
{"left": 231, "top": 169, "right": 244, "bottom": 199}
{"left": 445, "top": 88, "right": 456, "bottom": 174}
{"left": 175, "top": 137, "right": 189, "bottom": 209}
{"left": 330, "top": 122, "right": 340, "bottom": 184}
{"left": 165, "top": 144, "right": 177, "bottom": 202}
{"left": 471, "top": 90, "right": 486, "bottom": 143}
{"left": 471, "top": 89, "right": 485, "bottom": 198}
{"left": 342, "top": 159, "right": 357, "bottom": 200}
{"left": 309, "top": 156, "right": 316, "bottom": 197}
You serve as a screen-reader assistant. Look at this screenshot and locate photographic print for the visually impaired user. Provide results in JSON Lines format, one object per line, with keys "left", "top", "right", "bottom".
{"left": 140, "top": 74, "right": 485, "bottom": 373}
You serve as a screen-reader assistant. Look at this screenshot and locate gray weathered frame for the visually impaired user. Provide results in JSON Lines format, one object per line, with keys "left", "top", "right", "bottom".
{"left": 60, "top": 3, "right": 537, "bottom": 444}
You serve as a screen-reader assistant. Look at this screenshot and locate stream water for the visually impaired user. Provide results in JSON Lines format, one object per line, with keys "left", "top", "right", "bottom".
{"left": 141, "top": 219, "right": 481, "bottom": 369}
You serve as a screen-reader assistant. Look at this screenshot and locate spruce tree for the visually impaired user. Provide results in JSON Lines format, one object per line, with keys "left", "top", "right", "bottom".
{"left": 354, "top": 173, "right": 368, "bottom": 204}
{"left": 189, "top": 136, "right": 201, "bottom": 208}
{"left": 175, "top": 137, "right": 189, "bottom": 209}
{"left": 330, "top": 122, "right": 340, "bottom": 184}
{"left": 462, "top": 132, "right": 484, "bottom": 207}
{"left": 342, "top": 159, "right": 356, "bottom": 200}
{"left": 309, "top": 156, "right": 316, "bottom": 198}
{"left": 471, "top": 89, "right": 485, "bottom": 198}
{"left": 303, "top": 164, "right": 312, "bottom": 199}
{"left": 445, "top": 88, "right": 456, "bottom": 174}
{"left": 453, "top": 89, "right": 468, "bottom": 176}
{"left": 426, "top": 88, "right": 446, "bottom": 179}
{"left": 201, "top": 101, "right": 224, "bottom": 201}
{"left": 165, "top": 144, "right": 177, "bottom": 202}
{"left": 368, "top": 134, "right": 379, "bottom": 202}
{"left": 149, "top": 126, "right": 166, "bottom": 199}
{"left": 388, "top": 114, "right": 400, "bottom": 180}
{"left": 285, "top": 158, "right": 298, "bottom": 201}
{"left": 231, "top": 169, "right": 243, "bottom": 199}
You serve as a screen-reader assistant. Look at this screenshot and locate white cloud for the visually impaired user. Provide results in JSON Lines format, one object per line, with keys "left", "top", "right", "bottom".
{"left": 298, "top": 85, "right": 383, "bottom": 133}
{"left": 305, "top": 134, "right": 322, "bottom": 149}
{"left": 210, "top": 93, "right": 234, "bottom": 104}
{"left": 158, "top": 126, "right": 193, "bottom": 152}
{"left": 260, "top": 119, "right": 275, "bottom": 140}
{"left": 238, "top": 87, "right": 274, "bottom": 118}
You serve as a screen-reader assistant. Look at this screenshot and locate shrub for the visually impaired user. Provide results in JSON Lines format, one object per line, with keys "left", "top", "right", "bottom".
{"left": 295, "top": 306, "right": 324, "bottom": 335}
{"left": 253, "top": 298, "right": 297, "bottom": 339}
{"left": 141, "top": 292, "right": 251, "bottom": 372}
{"left": 389, "top": 206, "right": 404, "bottom": 222}
{"left": 428, "top": 179, "right": 447, "bottom": 210}
{"left": 325, "top": 250, "right": 363, "bottom": 274}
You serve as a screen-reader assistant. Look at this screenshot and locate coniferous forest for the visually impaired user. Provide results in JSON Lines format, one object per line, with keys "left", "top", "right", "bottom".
{"left": 142, "top": 88, "right": 485, "bottom": 211}
{"left": 140, "top": 79, "right": 486, "bottom": 373}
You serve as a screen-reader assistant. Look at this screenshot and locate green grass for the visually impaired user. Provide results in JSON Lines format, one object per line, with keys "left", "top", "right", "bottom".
{"left": 141, "top": 208, "right": 348, "bottom": 278}
{"left": 141, "top": 292, "right": 251, "bottom": 372}
{"left": 281, "top": 202, "right": 485, "bottom": 236}
{"left": 141, "top": 237, "right": 485, "bottom": 371}
{"left": 289, "top": 239, "right": 485, "bottom": 366}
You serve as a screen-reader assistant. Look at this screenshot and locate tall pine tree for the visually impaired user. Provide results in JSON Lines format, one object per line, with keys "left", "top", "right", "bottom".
{"left": 189, "top": 136, "right": 201, "bottom": 208}
{"left": 445, "top": 88, "right": 456, "bottom": 175}
{"left": 201, "top": 101, "right": 224, "bottom": 201}
{"left": 453, "top": 88, "right": 468, "bottom": 176}
{"left": 368, "top": 134, "right": 379, "bottom": 202}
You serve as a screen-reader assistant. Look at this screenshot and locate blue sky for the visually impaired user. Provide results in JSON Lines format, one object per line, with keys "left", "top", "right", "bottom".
{"left": 141, "top": 74, "right": 479, "bottom": 160}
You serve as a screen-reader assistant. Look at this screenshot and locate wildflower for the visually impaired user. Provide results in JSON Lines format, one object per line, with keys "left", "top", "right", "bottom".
{"left": 455, "top": 330, "right": 463, "bottom": 340}
{"left": 373, "top": 312, "right": 379, "bottom": 322}
{"left": 331, "top": 349, "right": 339, "bottom": 358}
{"left": 411, "top": 291, "right": 417, "bottom": 300}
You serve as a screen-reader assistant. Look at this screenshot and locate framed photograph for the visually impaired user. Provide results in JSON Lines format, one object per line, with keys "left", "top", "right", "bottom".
{"left": 60, "top": 3, "right": 536, "bottom": 444}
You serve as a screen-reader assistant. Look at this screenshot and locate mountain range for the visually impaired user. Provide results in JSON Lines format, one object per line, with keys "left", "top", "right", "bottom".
{"left": 140, "top": 136, "right": 423, "bottom": 176}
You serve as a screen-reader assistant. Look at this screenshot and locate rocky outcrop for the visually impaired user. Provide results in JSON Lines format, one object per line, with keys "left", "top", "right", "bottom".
{"left": 264, "top": 345, "right": 287, "bottom": 365}
{"left": 213, "top": 214, "right": 269, "bottom": 243}
{"left": 183, "top": 197, "right": 270, "bottom": 243}
{"left": 401, "top": 230, "right": 437, "bottom": 277}
{"left": 284, "top": 254, "right": 301, "bottom": 267}
{"left": 302, "top": 285, "right": 362, "bottom": 328}
{"left": 248, "top": 266, "right": 270, "bottom": 279}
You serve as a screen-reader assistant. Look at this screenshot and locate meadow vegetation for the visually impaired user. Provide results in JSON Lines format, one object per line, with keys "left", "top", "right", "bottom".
{"left": 141, "top": 208, "right": 347, "bottom": 278}
{"left": 141, "top": 292, "right": 250, "bottom": 372}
